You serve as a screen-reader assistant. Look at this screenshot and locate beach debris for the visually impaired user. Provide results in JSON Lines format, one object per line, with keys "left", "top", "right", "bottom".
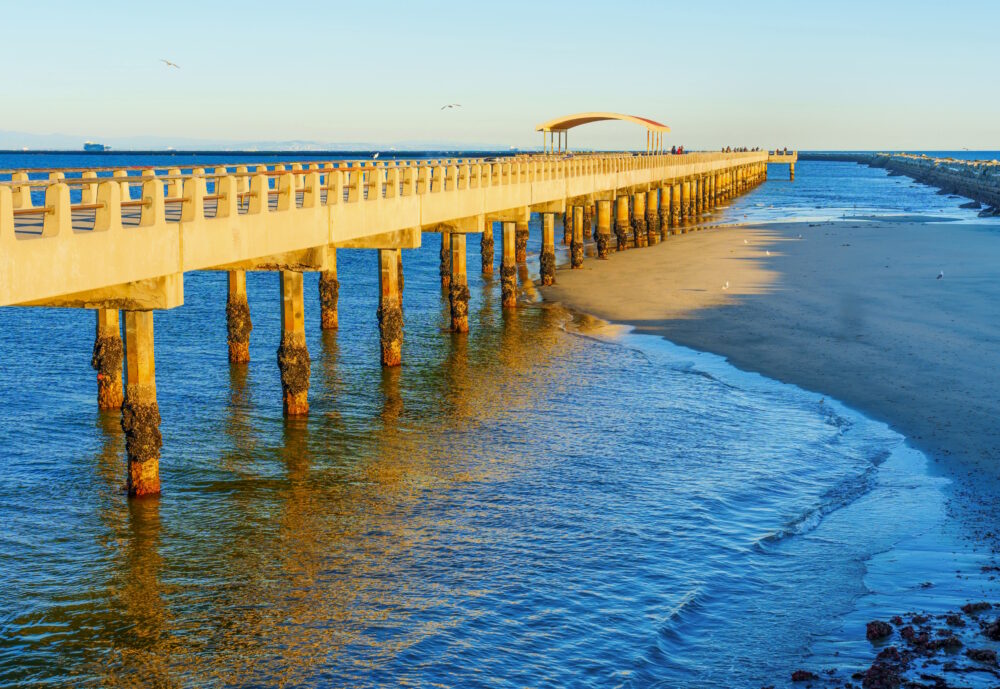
{"left": 937, "top": 271, "right": 944, "bottom": 280}
{"left": 867, "top": 620, "right": 894, "bottom": 641}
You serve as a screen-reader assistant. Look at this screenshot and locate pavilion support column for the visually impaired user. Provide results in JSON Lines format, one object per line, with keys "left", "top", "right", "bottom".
{"left": 614, "top": 196, "right": 630, "bottom": 250}
{"left": 631, "top": 193, "right": 647, "bottom": 248}
{"left": 92, "top": 308, "right": 124, "bottom": 410}
{"left": 571, "top": 206, "right": 585, "bottom": 268}
{"left": 439, "top": 231, "right": 452, "bottom": 288}
{"left": 319, "top": 252, "right": 339, "bottom": 331}
{"left": 226, "top": 270, "right": 253, "bottom": 362}
{"left": 562, "top": 210, "right": 572, "bottom": 245}
{"left": 514, "top": 220, "right": 529, "bottom": 263}
{"left": 277, "top": 271, "right": 310, "bottom": 416}
{"left": 449, "top": 233, "right": 470, "bottom": 333}
{"left": 670, "top": 183, "right": 681, "bottom": 232}
{"left": 658, "top": 187, "right": 670, "bottom": 239}
{"left": 377, "top": 249, "right": 404, "bottom": 366}
{"left": 501, "top": 222, "right": 517, "bottom": 308}
{"left": 646, "top": 189, "right": 660, "bottom": 245}
{"left": 481, "top": 221, "right": 494, "bottom": 275}
{"left": 540, "top": 213, "right": 556, "bottom": 285}
{"left": 121, "top": 310, "right": 161, "bottom": 498}
{"left": 596, "top": 200, "right": 611, "bottom": 259}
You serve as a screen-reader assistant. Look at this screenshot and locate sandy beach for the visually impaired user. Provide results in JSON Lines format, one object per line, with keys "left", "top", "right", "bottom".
{"left": 544, "top": 219, "right": 1000, "bottom": 480}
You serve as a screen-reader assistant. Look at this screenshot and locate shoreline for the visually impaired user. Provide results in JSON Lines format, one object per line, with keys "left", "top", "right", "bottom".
{"left": 540, "top": 217, "right": 1000, "bottom": 683}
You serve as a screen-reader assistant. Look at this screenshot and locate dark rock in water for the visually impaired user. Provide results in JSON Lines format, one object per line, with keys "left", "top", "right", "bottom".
{"left": 936, "top": 188, "right": 951, "bottom": 195}
{"left": 867, "top": 620, "right": 894, "bottom": 641}
{"left": 960, "top": 201, "right": 982, "bottom": 209}
{"left": 981, "top": 617, "right": 1000, "bottom": 640}
{"left": 961, "top": 601, "right": 992, "bottom": 615}
{"left": 945, "top": 614, "right": 966, "bottom": 627}
{"left": 966, "top": 648, "right": 997, "bottom": 664}
{"left": 863, "top": 646, "right": 906, "bottom": 689}
{"left": 978, "top": 206, "right": 1000, "bottom": 217}
{"left": 791, "top": 669, "right": 818, "bottom": 682}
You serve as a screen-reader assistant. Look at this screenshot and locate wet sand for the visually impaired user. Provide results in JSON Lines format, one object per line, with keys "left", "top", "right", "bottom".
{"left": 543, "top": 219, "right": 1000, "bottom": 479}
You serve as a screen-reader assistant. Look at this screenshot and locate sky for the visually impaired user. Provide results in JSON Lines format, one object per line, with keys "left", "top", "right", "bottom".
{"left": 1, "top": 0, "right": 998, "bottom": 150}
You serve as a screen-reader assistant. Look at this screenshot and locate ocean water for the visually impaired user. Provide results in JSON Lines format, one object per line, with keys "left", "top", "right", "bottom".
{"left": 0, "top": 153, "right": 993, "bottom": 687}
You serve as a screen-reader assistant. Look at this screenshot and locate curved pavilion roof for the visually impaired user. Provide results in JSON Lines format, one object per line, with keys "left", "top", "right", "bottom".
{"left": 535, "top": 112, "right": 670, "bottom": 134}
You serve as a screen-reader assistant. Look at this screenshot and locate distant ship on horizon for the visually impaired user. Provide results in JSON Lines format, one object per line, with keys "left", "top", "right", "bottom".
{"left": 83, "top": 141, "right": 109, "bottom": 152}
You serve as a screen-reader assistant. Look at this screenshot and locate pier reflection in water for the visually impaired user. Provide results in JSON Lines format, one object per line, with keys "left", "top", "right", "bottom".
{"left": 1, "top": 218, "right": 907, "bottom": 687}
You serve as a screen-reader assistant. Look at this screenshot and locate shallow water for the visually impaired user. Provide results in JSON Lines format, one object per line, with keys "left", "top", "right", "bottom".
{"left": 0, "top": 153, "right": 995, "bottom": 687}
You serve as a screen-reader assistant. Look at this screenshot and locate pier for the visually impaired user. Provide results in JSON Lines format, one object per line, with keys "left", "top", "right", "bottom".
{"left": 1, "top": 147, "right": 780, "bottom": 496}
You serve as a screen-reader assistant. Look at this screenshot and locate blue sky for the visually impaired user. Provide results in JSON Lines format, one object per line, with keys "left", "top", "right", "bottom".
{"left": 1, "top": 0, "right": 997, "bottom": 150}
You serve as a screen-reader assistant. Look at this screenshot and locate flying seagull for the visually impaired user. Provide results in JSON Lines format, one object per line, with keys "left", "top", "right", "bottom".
{"left": 440, "top": 103, "right": 461, "bottom": 110}
{"left": 160, "top": 59, "right": 180, "bottom": 69}
{"left": 372, "top": 152, "right": 380, "bottom": 159}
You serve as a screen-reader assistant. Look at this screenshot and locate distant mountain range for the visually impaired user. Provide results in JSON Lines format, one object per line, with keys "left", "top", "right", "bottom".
{"left": 0, "top": 129, "right": 519, "bottom": 152}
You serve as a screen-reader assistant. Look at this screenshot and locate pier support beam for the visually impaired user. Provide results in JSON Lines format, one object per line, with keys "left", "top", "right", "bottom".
{"left": 449, "top": 233, "right": 469, "bottom": 333}
{"left": 658, "top": 186, "right": 670, "bottom": 240}
{"left": 596, "top": 200, "right": 611, "bottom": 259}
{"left": 571, "top": 206, "right": 585, "bottom": 268}
{"left": 632, "top": 193, "right": 647, "bottom": 248}
{"left": 378, "top": 249, "right": 404, "bottom": 366}
{"left": 789, "top": 162, "right": 795, "bottom": 181}
{"left": 501, "top": 222, "right": 517, "bottom": 308}
{"left": 671, "top": 183, "right": 681, "bottom": 232}
{"left": 681, "top": 180, "right": 691, "bottom": 227}
{"left": 319, "top": 253, "right": 339, "bottom": 331}
{"left": 277, "top": 271, "right": 310, "bottom": 416}
{"left": 122, "top": 310, "right": 161, "bottom": 498}
{"left": 439, "top": 231, "right": 451, "bottom": 288}
{"left": 695, "top": 177, "right": 704, "bottom": 216}
{"left": 540, "top": 213, "right": 556, "bottom": 286}
{"left": 646, "top": 190, "right": 659, "bottom": 245}
{"left": 562, "top": 211, "right": 571, "bottom": 245}
{"left": 582, "top": 204, "right": 594, "bottom": 244}
{"left": 481, "top": 221, "right": 494, "bottom": 275}
{"left": 226, "top": 270, "right": 252, "bottom": 362}
{"left": 615, "top": 196, "right": 630, "bottom": 250}
{"left": 92, "top": 308, "right": 124, "bottom": 410}
{"left": 514, "top": 221, "right": 529, "bottom": 263}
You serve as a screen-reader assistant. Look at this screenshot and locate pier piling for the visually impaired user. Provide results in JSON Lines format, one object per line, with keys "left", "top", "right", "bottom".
{"left": 319, "top": 252, "right": 339, "bottom": 331}
{"left": 439, "top": 231, "right": 452, "bottom": 288}
{"left": 122, "top": 310, "right": 161, "bottom": 498}
{"left": 646, "top": 190, "right": 659, "bottom": 245}
{"left": 632, "top": 193, "right": 647, "bottom": 247}
{"left": 378, "top": 249, "right": 404, "bottom": 366}
{"left": 277, "top": 271, "right": 310, "bottom": 415}
{"left": 92, "top": 308, "right": 124, "bottom": 410}
{"left": 226, "top": 270, "right": 252, "bottom": 363}
{"left": 449, "top": 233, "right": 470, "bottom": 333}
{"left": 571, "top": 206, "right": 585, "bottom": 268}
{"left": 501, "top": 222, "right": 518, "bottom": 307}
{"left": 540, "top": 213, "right": 556, "bottom": 285}
{"left": 596, "top": 200, "right": 611, "bottom": 259}
{"left": 515, "top": 221, "right": 529, "bottom": 263}
{"left": 481, "top": 221, "right": 494, "bottom": 275}
{"left": 615, "top": 196, "right": 630, "bottom": 250}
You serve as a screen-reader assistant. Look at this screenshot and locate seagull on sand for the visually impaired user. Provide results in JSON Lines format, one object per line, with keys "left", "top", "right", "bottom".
{"left": 766, "top": 250, "right": 771, "bottom": 256}
{"left": 743, "top": 239, "right": 748, "bottom": 244}
{"left": 440, "top": 103, "right": 462, "bottom": 110}
{"left": 723, "top": 281, "right": 730, "bottom": 290}
{"left": 160, "top": 59, "right": 180, "bottom": 69}
{"left": 937, "top": 270, "right": 944, "bottom": 279}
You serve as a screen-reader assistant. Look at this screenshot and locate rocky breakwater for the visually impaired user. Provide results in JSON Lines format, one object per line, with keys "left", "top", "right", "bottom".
{"left": 870, "top": 153, "right": 1000, "bottom": 216}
